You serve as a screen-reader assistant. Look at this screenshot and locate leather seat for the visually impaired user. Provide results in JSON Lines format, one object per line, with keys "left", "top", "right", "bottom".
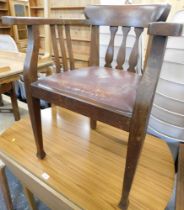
{"left": 32, "top": 67, "right": 141, "bottom": 115}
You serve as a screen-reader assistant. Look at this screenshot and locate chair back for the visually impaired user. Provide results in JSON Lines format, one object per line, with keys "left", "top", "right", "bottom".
{"left": 84, "top": 4, "right": 171, "bottom": 72}
{"left": 20, "top": 4, "right": 171, "bottom": 75}
{"left": 2, "top": 4, "right": 182, "bottom": 100}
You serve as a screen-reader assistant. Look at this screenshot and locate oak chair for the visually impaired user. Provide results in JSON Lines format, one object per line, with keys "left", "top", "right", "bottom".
{"left": 2, "top": 4, "right": 183, "bottom": 209}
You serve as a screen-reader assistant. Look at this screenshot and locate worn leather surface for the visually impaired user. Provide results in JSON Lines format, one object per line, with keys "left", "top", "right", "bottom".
{"left": 32, "top": 67, "right": 141, "bottom": 114}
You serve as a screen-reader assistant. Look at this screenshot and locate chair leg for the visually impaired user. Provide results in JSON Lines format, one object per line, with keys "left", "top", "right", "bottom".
{"left": 119, "top": 129, "right": 146, "bottom": 210}
{"left": 9, "top": 82, "right": 20, "bottom": 121}
{"left": 0, "top": 94, "right": 4, "bottom": 107}
{"left": 0, "top": 161, "right": 13, "bottom": 210}
{"left": 27, "top": 96, "right": 46, "bottom": 159}
{"left": 90, "top": 118, "right": 97, "bottom": 130}
{"left": 23, "top": 186, "right": 37, "bottom": 210}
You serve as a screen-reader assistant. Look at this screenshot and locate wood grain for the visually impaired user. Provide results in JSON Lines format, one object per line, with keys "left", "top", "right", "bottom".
{"left": 104, "top": 26, "right": 118, "bottom": 68}
{"left": 176, "top": 143, "right": 184, "bottom": 210}
{"left": 0, "top": 66, "right": 11, "bottom": 73}
{"left": 0, "top": 107, "right": 174, "bottom": 210}
{"left": 116, "top": 26, "right": 131, "bottom": 70}
{"left": 50, "top": 24, "right": 61, "bottom": 73}
{"left": 65, "top": 25, "right": 75, "bottom": 70}
{"left": 57, "top": 25, "right": 68, "bottom": 71}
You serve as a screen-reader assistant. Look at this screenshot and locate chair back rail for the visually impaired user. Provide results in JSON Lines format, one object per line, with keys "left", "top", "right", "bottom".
{"left": 2, "top": 4, "right": 170, "bottom": 74}
{"left": 57, "top": 25, "right": 68, "bottom": 71}
{"left": 2, "top": 17, "right": 89, "bottom": 74}
{"left": 116, "top": 26, "right": 130, "bottom": 70}
{"left": 2, "top": 4, "right": 181, "bottom": 86}
{"left": 85, "top": 4, "right": 171, "bottom": 73}
{"left": 48, "top": 24, "right": 76, "bottom": 72}
{"left": 49, "top": 24, "right": 76, "bottom": 72}
{"left": 50, "top": 25, "right": 61, "bottom": 73}
{"left": 48, "top": 23, "right": 79, "bottom": 72}
{"left": 84, "top": 4, "right": 171, "bottom": 27}
{"left": 2, "top": 5, "right": 180, "bottom": 90}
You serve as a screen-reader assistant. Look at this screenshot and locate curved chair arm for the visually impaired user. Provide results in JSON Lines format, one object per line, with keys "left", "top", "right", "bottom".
{"left": 132, "top": 22, "right": 183, "bottom": 132}
{"left": 148, "top": 22, "right": 183, "bottom": 36}
{"left": 2, "top": 16, "right": 89, "bottom": 26}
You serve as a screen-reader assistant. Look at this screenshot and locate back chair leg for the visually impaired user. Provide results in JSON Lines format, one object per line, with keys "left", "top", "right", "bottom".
{"left": 90, "top": 118, "right": 97, "bottom": 130}
{"left": 28, "top": 96, "right": 46, "bottom": 159}
{"left": 119, "top": 129, "right": 146, "bottom": 210}
{"left": 0, "top": 94, "right": 3, "bottom": 106}
{"left": 9, "top": 82, "right": 20, "bottom": 121}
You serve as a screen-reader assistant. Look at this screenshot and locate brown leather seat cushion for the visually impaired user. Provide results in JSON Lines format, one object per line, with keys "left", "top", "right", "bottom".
{"left": 32, "top": 67, "right": 141, "bottom": 114}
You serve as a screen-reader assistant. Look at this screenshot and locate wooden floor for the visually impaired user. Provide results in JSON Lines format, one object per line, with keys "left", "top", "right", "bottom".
{"left": 0, "top": 106, "right": 174, "bottom": 210}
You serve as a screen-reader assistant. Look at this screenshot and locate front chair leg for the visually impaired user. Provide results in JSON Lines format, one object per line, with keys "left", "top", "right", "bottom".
{"left": 28, "top": 96, "right": 46, "bottom": 159}
{"left": 119, "top": 130, "right": 146, "bottom": 209}
{"left": 90, "top": 118, "right": 97, "bottom": 130}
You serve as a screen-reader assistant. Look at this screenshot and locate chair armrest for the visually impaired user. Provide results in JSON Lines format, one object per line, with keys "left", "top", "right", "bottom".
{"left": 142, "top": 22, "right": 183, "bottom": 106}
{"left": 2, "top": 16, "right": 89, "bottom": 26}
{"left": 131, "top": 22, "right": 183, "bottom": 134}
{"left": 148, "top": 22, "right": 183, "bottom": 36}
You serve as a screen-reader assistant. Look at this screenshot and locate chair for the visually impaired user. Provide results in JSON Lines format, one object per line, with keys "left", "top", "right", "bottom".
{"left": 2, "top": 4, "right": 183, "bottom": 209}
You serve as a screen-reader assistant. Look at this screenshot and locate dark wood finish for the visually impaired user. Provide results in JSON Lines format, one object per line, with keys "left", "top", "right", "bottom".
{"left": 0, "top": 83, "right": 12, "bottom": 93}
{"left": 0, "top": 82, "right": 20, "bottom": 121}
{"left": 65, "top": 25, "right": 75, "bottom": 70}
{"left": 23, "top": 25, "right": 45, "bottom": 159}
{"left": 176, "top": 143, "right": 184, "bottom": 210}
{"left": 2, "top": 4, "right": 183, "bottom": 210}
{"left": 50, "top": 25, "right": 61, "bottom": 73}
{"left": 0, "top": 94, "right": 3, "bottom": 106}
{"left": 89, "top": 25, "right": 99, "bottom": 66}
{"left": 104, "top": 26, "right": 118, "bottom": 68}
{"left": 84, "top": 4, "right": 171, "bottom": 26}
{"left": 90, "top": 119, "right": 97, "bottom": 130}
{"left": 88, "top": 24, "right": 99, "bottom": 130}
{"left": 116, "top": 27, "right": 130, "bottom": 70}
{"left": 0, "top": 161, "right": 13, "bottom": 210}
{"left": 9, "top": 82, "right": 20, "bottom": 121}
{"left": 148, "top": 22, "right": 183, "bottom": 36}
{"left": 58, "top": 25, "right": 68, "bottom": 71}
{"left": 127, "top": 27, "right": 143, "bottom": 73}
{"left": 2, "top": 17, "right": 89, "bottom": 25}
{"left": 120, "top": 34, "right": 170, "bottom": 209}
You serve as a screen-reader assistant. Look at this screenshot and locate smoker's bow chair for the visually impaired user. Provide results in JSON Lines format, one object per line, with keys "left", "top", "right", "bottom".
{"left": 2, "top": 4, "right": 183, "bottom": 209}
